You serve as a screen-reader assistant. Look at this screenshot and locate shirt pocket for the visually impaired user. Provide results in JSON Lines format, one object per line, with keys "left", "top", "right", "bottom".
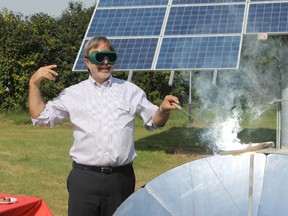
{"left": 114, "top": 102, "right": 134, "bottom": 129}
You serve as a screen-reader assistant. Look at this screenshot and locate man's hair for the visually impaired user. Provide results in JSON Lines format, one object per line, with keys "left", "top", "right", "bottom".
{"left": 84, "top": 36, "right": 115, "bottom": 57}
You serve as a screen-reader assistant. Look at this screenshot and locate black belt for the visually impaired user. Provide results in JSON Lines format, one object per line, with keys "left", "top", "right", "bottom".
{"left": 72, "top": 161, "right": 132, "bottom": 174}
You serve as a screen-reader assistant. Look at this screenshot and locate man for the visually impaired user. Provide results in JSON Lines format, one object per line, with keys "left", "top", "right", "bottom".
{"left": 29, "top": 36, "right": 179, "bottom": 216}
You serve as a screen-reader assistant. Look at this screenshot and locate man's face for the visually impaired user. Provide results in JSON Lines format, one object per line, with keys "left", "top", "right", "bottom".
{"left": 84, "top": 42, "right": 114, "bottom": 84}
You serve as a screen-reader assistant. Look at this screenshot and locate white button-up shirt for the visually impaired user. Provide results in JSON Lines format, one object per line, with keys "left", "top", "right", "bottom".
{"left": 32, "top": 76, "right": 159, "bottom": 166}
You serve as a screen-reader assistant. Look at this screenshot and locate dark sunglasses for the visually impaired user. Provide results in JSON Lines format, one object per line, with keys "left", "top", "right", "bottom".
{"left": 87, "top": 51, "right": 117, "bottom": 65}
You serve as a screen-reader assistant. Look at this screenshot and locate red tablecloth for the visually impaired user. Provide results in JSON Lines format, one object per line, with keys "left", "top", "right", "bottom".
{"left": 0, "top": 194, "right": 53, "bottom": 216}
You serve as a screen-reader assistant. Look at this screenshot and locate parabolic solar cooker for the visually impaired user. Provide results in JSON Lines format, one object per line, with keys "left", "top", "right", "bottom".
{"left": 114, "top": 103, "right": 288, "bottom": 216}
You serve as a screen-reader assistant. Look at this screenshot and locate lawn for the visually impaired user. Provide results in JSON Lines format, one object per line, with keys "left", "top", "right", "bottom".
{"left": 0, "top": 108, "right": 276, "bottom": 215}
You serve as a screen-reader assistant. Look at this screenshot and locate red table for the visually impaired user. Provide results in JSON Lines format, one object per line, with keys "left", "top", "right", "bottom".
{"left": 0, "top": 194, "right": 53, "bottom": 216}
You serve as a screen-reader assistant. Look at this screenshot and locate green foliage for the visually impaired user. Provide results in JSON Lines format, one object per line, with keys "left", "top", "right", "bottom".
{"left": 0, "top": 2, "right": 93, "bottom": 111}
{"left": 132, "top": 71, "right": 189, "bottom": 105}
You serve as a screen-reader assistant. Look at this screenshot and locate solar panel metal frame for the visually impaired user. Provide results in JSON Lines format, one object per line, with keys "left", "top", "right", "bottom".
{"left": 72, "top": 0, "right": 288, "bottom": 72}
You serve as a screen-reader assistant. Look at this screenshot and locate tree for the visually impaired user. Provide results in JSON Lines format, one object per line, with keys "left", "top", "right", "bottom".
{"left": 0, "top": 2, "right": 94, "bottom": 111}
{"left": 0, "top": 10, "right": 35, "bottom": 110}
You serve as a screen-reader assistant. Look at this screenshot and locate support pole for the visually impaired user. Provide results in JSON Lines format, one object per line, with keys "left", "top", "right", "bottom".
{"left": 168, "top": 71, "right": 175, "bottom": 86}
{"left": 281, "top": 83, "right": 288, "bottom": 149}
{"left": 212, "top": 69, "right": 218, "bottom": 86}
{"left": 276, "top": 103, "right": 281, "bottom": 149}
{"left": 127, "top": 70, "right": 133, "bottom": 82}
{"left": 188, "top": 71, "right": 193, "bottom": 123}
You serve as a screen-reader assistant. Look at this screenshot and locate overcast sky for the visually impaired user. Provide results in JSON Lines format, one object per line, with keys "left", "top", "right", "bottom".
{"left": 0, "top": 0, "right": 96, "bottom": 17}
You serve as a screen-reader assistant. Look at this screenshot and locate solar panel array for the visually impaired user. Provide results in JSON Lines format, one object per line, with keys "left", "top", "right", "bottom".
{"left": 73, "top": 0, "right": 288, "bottom": 71}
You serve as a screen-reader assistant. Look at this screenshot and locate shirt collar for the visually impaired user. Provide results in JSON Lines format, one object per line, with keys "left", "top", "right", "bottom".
{"left": 89, "top": 75, "right": 113, "bottom": 87}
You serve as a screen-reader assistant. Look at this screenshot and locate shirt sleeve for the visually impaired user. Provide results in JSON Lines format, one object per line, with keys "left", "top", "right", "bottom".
{"left": 32, "top": 90, "right": 70, "bottom": 127}
{"left": 135, "top": 89, "right": 159, "bottom": 131}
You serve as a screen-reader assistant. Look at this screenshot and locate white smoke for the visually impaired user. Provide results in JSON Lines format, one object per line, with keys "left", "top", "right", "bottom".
{"left": 192, "top": 36, "right": 288, "bottom": 153}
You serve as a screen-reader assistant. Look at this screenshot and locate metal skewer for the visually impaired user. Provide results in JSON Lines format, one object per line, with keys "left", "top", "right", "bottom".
{"left": 171, "top": 102, "right": 193, "bottom": 119}
{"left": 217, "top": 141, "right": 275, "bottom": 155}
{"left": 268, "top": 99, "right": 288, "bottom": 104}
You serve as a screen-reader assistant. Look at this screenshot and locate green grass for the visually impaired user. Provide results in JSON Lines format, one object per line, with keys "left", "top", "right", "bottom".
{"left": 0, "top": 108, "right": 276, "bottom": 215}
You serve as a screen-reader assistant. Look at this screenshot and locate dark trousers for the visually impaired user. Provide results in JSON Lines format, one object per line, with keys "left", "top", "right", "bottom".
{"left": 67, "top": 164, "right": 135, "bottom": 216}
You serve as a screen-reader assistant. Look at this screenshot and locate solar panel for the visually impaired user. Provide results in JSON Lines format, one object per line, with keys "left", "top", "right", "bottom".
{"left": 250, "top": 0, "right": 288, "bottom": 1}
{"left": 165, "top": 5, "right": 245, "bottom": 35}
{"left": 73, "top": 0, "right": 288, "bottom": 71}
{"left": 98, "top": 0, "right": 168, "bottom": 7}
{"left": 72, "top": 38, "right": 158, "bottom": 71}
{"left": 172, "top": 0, "right": 245, "bottom": 4}
{"left": 156, "top": 36, "right": 241, "bottom": 70}
{"left": 111, "top": 38, "right": 158, "bottom": 70}
{"left": 87, "top": 8, "right": 166, "bottom": 37}
{"left": 246, "top": 3, "right": 288, "bottom": 33}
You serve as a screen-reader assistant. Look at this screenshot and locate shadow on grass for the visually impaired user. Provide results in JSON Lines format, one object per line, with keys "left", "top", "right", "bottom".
{"left": 135, "top": 127, "right": 207, "bottom": 154}
{"left": 135, "top": 127, "right": 276, "bottom": 154}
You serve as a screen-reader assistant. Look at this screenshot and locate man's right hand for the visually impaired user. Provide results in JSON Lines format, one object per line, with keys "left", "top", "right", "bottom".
{"left": 29, "top": 65, "right": 58, "bottom": 86}
{"left": 29, "top": 65, "right": 58, "bottom": 119}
